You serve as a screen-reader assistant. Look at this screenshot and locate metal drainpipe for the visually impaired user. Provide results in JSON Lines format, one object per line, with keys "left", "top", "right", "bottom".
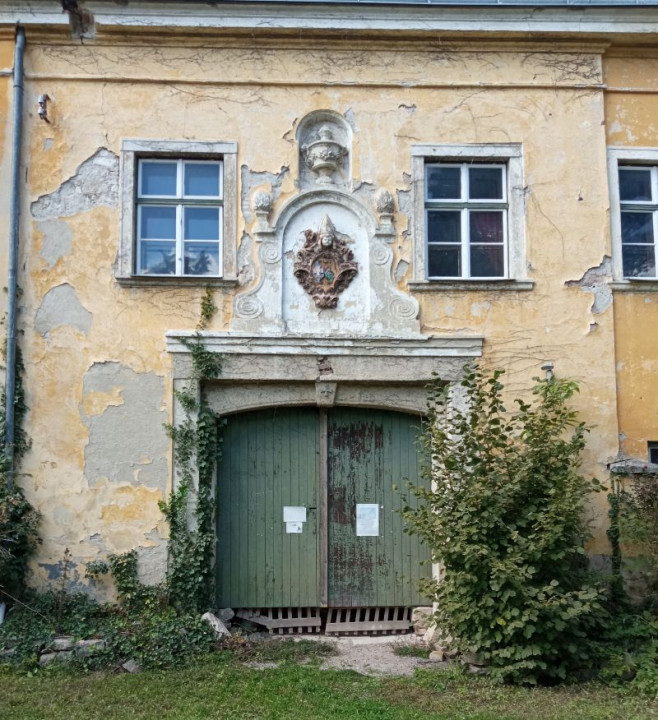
{"left": 5, "top": 26, "right": 26, "bottom": 489}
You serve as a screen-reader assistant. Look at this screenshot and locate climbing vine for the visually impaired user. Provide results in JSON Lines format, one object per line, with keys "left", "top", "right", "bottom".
{"left": 158, "top": 288, "right": 224, "bottom": 612}
{"left": 0, "top": 345, "right": 40, "bottom": 601}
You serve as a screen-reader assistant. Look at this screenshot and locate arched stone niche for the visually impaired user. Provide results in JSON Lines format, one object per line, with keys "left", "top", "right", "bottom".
{"left": 297, "top": 110, "right": 352, "bottom": 191}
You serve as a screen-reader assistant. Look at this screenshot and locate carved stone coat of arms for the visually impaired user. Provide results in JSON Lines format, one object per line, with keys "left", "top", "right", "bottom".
{"left": 293, "top": 215, "right": 358, "bottom": 309}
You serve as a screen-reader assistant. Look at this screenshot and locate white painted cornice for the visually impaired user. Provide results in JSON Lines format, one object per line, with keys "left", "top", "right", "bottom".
{"left": 84, "top": 1, "right": 658, "bottom": 37}
{"left": 2, "top": 1, "right": 658, "bottom": 40}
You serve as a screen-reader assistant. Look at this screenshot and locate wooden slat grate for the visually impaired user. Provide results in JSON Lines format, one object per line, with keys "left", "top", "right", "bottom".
{"left": 325, "top": 606, "right": 412, "bottom": 635}
{"left": 236, "top": 606, "right": 413, "bottom": 635}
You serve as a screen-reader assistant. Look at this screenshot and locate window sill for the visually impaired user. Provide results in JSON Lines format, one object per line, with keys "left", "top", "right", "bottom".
{"left": 408, "top": 280, "right": 534, "bottom": 292}
{"left": 610, "top": 280, "right": 658, "bottom": 292}
{"left": 115, "top": 276, "right": 239, "bottom": 288}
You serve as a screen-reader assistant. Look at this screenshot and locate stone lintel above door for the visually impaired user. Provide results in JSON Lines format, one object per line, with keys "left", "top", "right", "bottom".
{"left": 167, "top": 332, "right": 483, "bottom": 387}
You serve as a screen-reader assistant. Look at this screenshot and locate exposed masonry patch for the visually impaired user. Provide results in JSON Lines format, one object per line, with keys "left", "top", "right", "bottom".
{"left": 394, "top": 259, "right": 409, "bottom": 283}
{"left": 565, "top": 256, "right": 612, "bottom": 315}
{"left": 38, "top": 219, "right": 73, "bottom": 269}
{"left": 35, "top": 283, "right": 92, "bottom": 336}
{"left": 240, "top": 165, "right": 289, "bottom": 224}
{"left": 81, "top": 362, "right": 167, "bottom": 489}
{"left": 237, "top": 231, "right": 255, "bottom": 287}
{"left": 31, "top": 148, "right": 119, "bottom": 221}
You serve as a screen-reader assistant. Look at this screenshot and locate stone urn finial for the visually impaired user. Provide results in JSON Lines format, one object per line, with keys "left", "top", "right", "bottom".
{"left": 302, "top": 125, "right": 348, "bottom": 185}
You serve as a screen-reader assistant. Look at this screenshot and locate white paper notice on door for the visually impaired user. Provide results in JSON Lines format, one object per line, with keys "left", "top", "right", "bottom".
{"left": 286, "top": 521, "right": 303, "bottom": 534}
{"left": 356, "top": 504, "right": 379, "bottom": 537}
{"left": 283, "top": 506, "right": 306, "bottom": 523}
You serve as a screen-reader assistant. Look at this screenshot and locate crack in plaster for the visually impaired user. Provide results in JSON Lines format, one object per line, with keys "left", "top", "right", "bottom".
{"left": 35, "top": 283, "right": 92, "bottom": 336}
{"left": 565, "top": 255, "right": 612, "bottom": 315}
{"left": 31, "top": 148, "right": 119, "bottom": 221}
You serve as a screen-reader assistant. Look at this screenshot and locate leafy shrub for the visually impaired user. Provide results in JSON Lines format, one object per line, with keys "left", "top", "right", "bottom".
{"left": 0, "top": 347, "right": 39, "bottom": 601}
{"left": 618, "top": 474, "right": 658, "bottom": 603}
{"left": 403, "top": 366, "right": 606, "bottom": 684}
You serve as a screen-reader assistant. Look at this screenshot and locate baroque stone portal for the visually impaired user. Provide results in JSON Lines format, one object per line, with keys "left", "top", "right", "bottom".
{"left": 294, "top": 215, "right": 358, "bottom": 309}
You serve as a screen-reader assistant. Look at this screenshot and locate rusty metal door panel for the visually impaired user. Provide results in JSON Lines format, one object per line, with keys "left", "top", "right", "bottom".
{"left": 216, "top": 407, "right": 320, "bottom": 608}
{"left": 327, "top": 408, "right": 431, "bottom": 607}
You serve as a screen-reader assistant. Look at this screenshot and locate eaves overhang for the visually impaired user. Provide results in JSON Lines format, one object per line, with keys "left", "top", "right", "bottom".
{"left": 4, "top": 1, "right": 658, "bottom": 41}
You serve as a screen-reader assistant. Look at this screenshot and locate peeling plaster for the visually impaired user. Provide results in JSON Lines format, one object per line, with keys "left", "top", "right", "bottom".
{"left": 38, "top": 219, "right": 73, "bottom": 269}
{"left": 31, "top": 148, "right": 119, "bottom": 221}
{"left": 237, "top": 231, "right": 255, "bottom": 286}
{"left": 352, "top": 180, "right": 376, "bottom": 205}
{"left": 565, "top": 256, "right": 612, "bottom": 315}
{"left": 81, "top": 363, "right": 167, "bottom": 489}
{"left": 240, "top": 165, "right": 289, "bottom": 224}
{"left": 394, "top": 259, "right": 409, "bottom": 283}
{"left": 35, "top": 283, "right": 92, "bottom": 336}
{"left": 396, "top": 188, "right": 412, "bottom": 217}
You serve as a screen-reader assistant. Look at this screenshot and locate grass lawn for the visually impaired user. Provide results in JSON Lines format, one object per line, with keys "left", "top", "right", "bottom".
{"left": 2, "top": 648, "right": 657, "bottom": 720}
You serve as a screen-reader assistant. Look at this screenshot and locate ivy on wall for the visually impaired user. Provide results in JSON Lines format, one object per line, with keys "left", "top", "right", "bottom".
{"left": 159, "top": 288, "right": 223, "bottom": 612}
{"left": 0, "top": 346, "right": 41, "bottom": 601}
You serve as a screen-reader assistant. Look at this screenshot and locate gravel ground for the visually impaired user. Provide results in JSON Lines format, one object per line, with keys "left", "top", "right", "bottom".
{"left": 310, "top": 633, "right": 435, "bottom": 677}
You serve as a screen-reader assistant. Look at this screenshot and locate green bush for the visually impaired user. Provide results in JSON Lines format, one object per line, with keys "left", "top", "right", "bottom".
{"left": 403, "top": 366, "right": 606, "bottom": 684}
{"left": 0, "top": 346, "right": 40, "bottom": 601}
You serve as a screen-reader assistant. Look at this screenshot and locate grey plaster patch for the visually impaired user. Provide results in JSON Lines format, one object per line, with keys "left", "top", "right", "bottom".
{"left": 35, "top": 283, "right": 92, "bottom": 336}
{"left": 38, "top": 219, "right": 73, "bottom": 269}
{"left": 394, "top": 259, "right": 410, "bottom": 283}
{"left": 396, "top": 188, "right": 412, "bottom": 218}
{"left": 352, "top": 181, "right": 376, "bottom": 205}
{"left": 565, "top": 255, "right": 612, "bottom": 314}
{"left": 240, "top": 165, "right": 289, "bottom": 224}
{"left": 237, "top": 231, "right": 255, "bottom": 286}
{"left": 135, "top": 543, "right": 168, "bottom": 587}
{"left": 81, "top": 362, "right": 167, "bottom": 489}
{"left": 343, "top": 107, "right": 357, "bottom": 131}
{"left": 31, "top": 148, "right": 119, "bottom": 221}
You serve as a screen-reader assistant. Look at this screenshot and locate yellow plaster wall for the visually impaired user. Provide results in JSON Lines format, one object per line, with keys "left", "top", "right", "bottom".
{"left": 6, "top": 35, "right": 622, "bottom": 587}
{"left": 604, "top": 54, "right": 658, "bottom": 462}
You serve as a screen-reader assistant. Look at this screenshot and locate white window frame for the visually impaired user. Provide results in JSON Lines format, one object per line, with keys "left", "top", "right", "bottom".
{"left": 410, "top": 144, "right": 529, "bottom": 290}
{"left": 608, "top": 147, "right": 658, "bottom": 285}
{"left": 118, "top": 140, "right": 238, "bottom": 285}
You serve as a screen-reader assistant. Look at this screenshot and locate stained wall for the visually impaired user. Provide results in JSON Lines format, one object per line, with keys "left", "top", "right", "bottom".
{"left": 0, "top": 28, "right": 627, "bottom": 593}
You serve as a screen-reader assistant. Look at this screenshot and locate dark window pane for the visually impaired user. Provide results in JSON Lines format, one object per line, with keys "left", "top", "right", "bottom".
{"left": 427, "top": 210, "right": 461, "bottom": 244}
{"left": 469, "top": 167, "right": 503, "bottom": 200}
{"left": 619, "top": 168, "right": 652, "bottom": 202}
{"left": 184, "top": 243, "right": 220, "bottom": 276}
{"left": 184, "top": 163, "right": 220, "bottom": 197}
{"left": 621, "top": 212, "right": 654, "bottom": 245}
{"left": 426, "top": 166, "right": 461, "bottom": 200}
{"left": 184, "top": 207, "right": 220, "bottom": 240}
{"left": 140, "top": 206, "right": 176, "bottom": 239}
{"left": 140, "top": 162, "right": 177, "bottom": 196}
{"left": 428, "top": 245, "right": 460, "bottom": 277}
{"left": 471, "top": 246, "right": 504, "bottom": 277}
{"left": 470, "top": 211, "right": 504, "bottom": 243}
{"left": 650, "top": 444, "right": 658, "bottom": 464}
{"left": 623, "top": 245, "right": 656, "bottom": 278}
{"left": 140, "top": 241, "right": 176, "bottom": 275}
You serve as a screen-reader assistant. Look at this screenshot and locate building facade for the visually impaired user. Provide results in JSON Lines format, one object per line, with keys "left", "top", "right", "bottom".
{"left": 0, "top": 0, "right": 656, "bottom": 620}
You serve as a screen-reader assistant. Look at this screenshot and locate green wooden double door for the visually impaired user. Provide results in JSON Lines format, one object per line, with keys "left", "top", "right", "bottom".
{"left": 216, "top": 406, "right": 431, "bottom": 609}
